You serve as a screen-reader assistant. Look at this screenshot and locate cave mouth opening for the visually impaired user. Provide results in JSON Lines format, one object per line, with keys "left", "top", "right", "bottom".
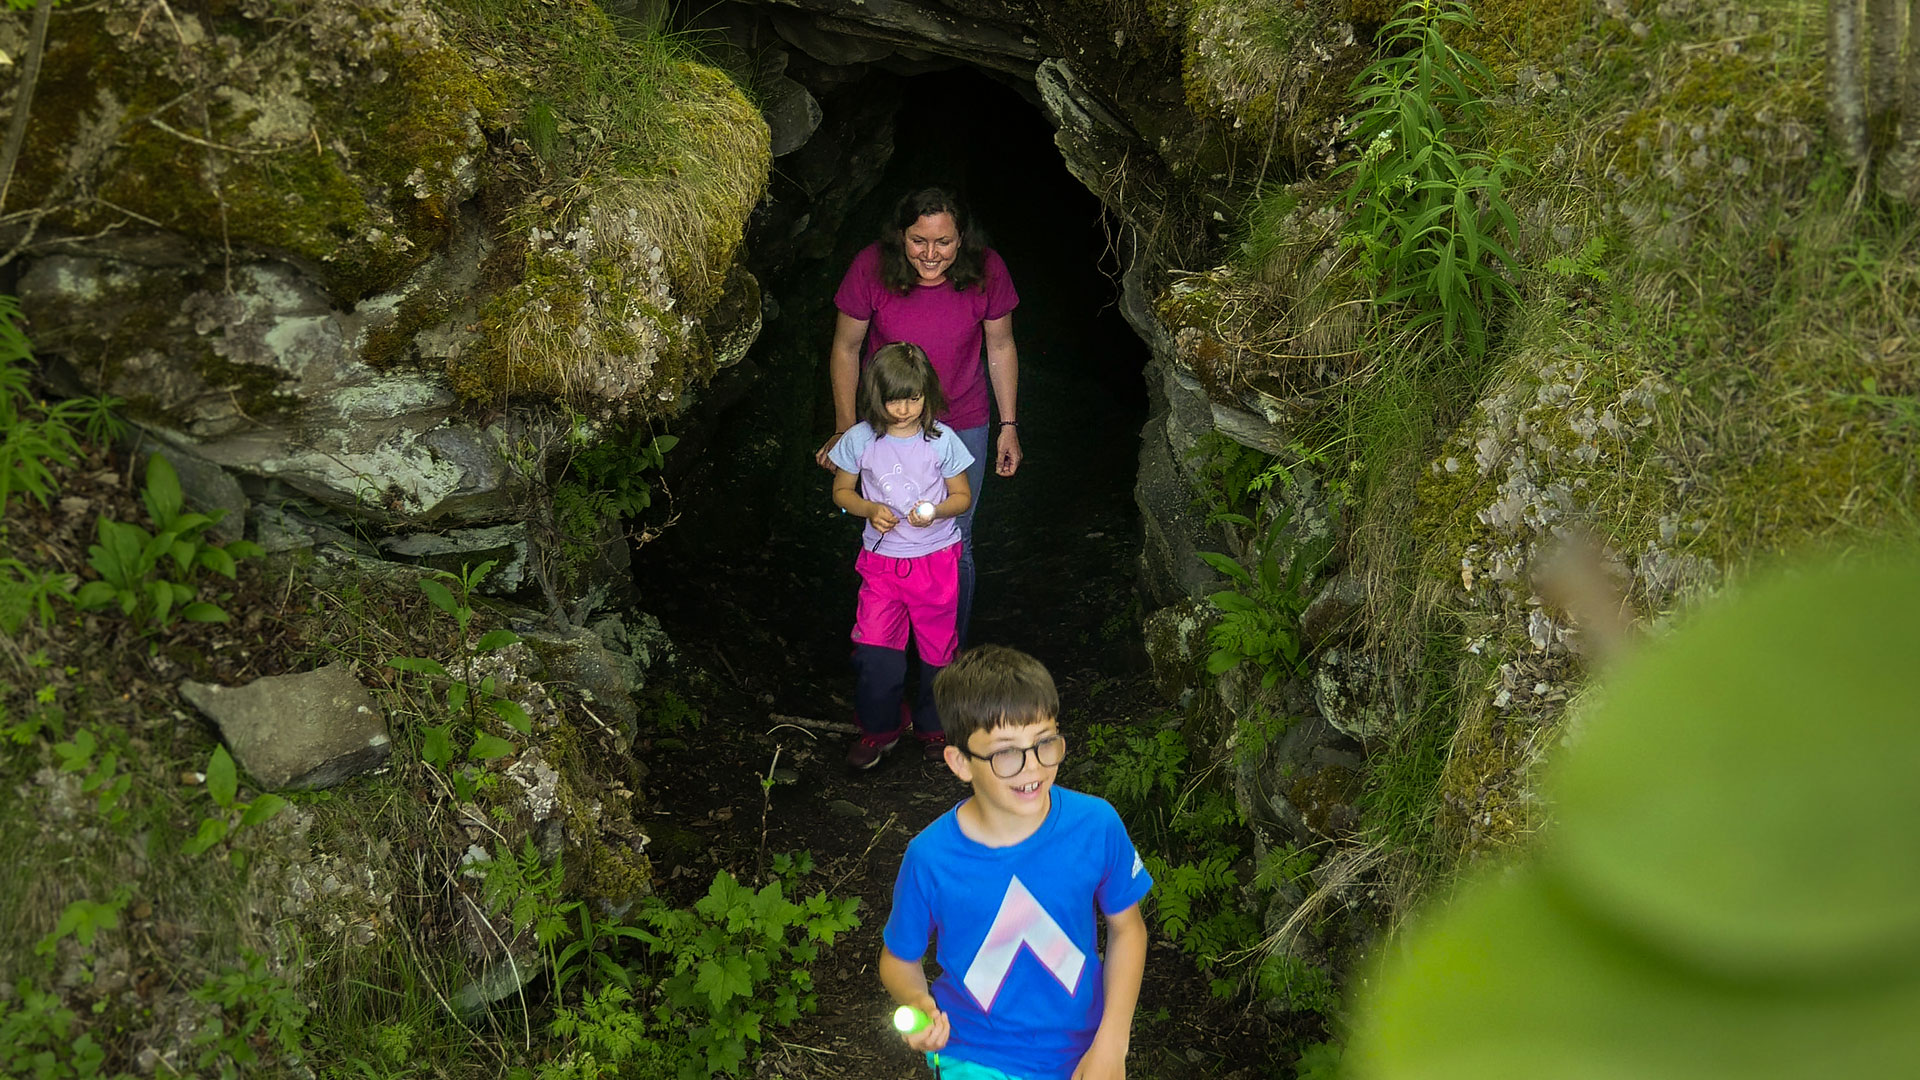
{"left": 633, "top": 61, "right": 1152, "bottom": 678}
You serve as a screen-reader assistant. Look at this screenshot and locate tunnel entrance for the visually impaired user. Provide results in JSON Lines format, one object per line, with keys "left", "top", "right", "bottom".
{"left": 632, "top": 60, "right": 1151, "bottom": 700}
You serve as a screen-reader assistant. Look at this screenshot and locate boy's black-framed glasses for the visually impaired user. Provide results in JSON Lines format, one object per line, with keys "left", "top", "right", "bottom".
{"left": 961, "top": 735, "right": 1067, "bottom": 778}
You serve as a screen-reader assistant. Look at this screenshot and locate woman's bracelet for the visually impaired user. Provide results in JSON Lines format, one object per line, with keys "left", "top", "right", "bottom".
{"left": 999, "top": 420, "right": 1017, "bottom": 427}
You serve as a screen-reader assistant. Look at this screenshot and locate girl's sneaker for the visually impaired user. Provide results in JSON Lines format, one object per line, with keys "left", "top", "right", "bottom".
{"left": 847, "top": 729, "right": 902, "bottom": 769}
{"left": 917, "top": 730, "right": 948, "bottom": 762}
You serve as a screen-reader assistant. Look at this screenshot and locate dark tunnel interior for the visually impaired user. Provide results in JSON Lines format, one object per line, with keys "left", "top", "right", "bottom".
{"left": 633, "top": 63, "right": 1153, "bottom": 682}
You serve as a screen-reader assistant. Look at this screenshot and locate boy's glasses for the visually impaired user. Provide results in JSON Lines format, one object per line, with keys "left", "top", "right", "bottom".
{"left": 961, "top": 735, "right": 1067, "bottom": 778}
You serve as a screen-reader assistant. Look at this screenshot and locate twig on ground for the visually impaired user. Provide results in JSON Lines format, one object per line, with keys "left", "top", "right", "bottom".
{"left": 830, "top": 811, "right": 899, "bottom": 894}
{"left": 767, "top": 712, "right": 857, "bottom": 735}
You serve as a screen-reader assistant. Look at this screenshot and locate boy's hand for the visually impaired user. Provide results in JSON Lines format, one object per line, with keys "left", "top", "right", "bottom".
{"left": 869, "top": 505, "right": 900, "bottom": 533}
{"left": 900, "top": 1001, "right": 950, "bottom": 1053}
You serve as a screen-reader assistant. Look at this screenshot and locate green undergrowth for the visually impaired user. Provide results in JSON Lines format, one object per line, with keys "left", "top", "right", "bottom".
{"left": 0, "top": 303, "right": 849, "bottom": 1074}
{"left": 1068, "top": 708, "right": 1334, "bottom": 1067}
{"left": 1158, "top": 0, "right": 1920, "bottom": 998}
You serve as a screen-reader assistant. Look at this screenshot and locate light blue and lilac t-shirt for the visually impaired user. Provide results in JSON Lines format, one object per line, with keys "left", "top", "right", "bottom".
{"left": 829, "top": 421, "right": 974, "bottom": 559}
{"left": 833, "top": 243, "right": 1020, "bottom": 431}
{"left": 883, "top": 788, "right": 1153, "bottom": 1080}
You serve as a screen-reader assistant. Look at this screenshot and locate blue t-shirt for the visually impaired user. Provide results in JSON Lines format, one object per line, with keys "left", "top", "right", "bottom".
{"left": 829, "top": 421, "right": 973, "bottom": 559}
{"left": 883, "top": 788, "right": 1153, "bottom": 1080}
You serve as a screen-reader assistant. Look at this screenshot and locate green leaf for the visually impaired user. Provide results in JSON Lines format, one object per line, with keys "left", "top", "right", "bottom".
{"left": 240, "top": 793, "right": 288, "bottom": 829}
{"left": 1197, "top": 551, "right": 1252, "bottom": 584}
{"left": 469, "top": 733, "right": 515, "bottom": 760}
{"left": 144, "top": 454, "right": 184, "bottom": 526}
{"left": 419, "top": 577, "right": 458, "bottom": 615}
{"left": 476, "top": 628, "right": 520, "bottom": 652}
{"left": 388, "top": 656, "right": 448, "bottom": 678}
{"left": 492, "top": 698, "right": 532, "bottom": 735}
{"left": 446, "top": 681, "right": 468, "bottom": 715}
{"left": 182, "top": 816, "right": 229, "bottom": 856}
{"left": 181, "top": 602, "right": 229, "bottom": 623}
{"left": 197, "top": 546, "right": 237, "bottom": 579}
{"left": 73, "top": 580, "right": 119, "bottom": 610}
{"left": 207, "top": 745, "right": 239, "bottom": 808}
{"left": 421, "top": 724, "right": 452, "bottom": 770}
{"left": 149, "top": 579, "right": 174, "bottom": 625}
{"left": 224, "top": 540, "right": 266, "bottom": 560}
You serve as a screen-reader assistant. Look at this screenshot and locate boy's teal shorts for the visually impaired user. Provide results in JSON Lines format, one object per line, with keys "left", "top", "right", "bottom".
{"left": 926, "top": 1051, "right": 1030, "bottom": 1080}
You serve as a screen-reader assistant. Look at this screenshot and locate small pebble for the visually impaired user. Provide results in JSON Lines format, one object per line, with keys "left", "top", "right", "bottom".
{"left": 828, "top": 799, "right": 866, "bottom": 819}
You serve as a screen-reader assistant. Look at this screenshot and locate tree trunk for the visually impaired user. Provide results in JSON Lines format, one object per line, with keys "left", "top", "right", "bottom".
{"left": 1867, "top": 0, "right": 1903, "bottom": 145}
{"left": 1830, "top": 0, "right": 1869, "bottom": 167}
{"left": 0, "top": 0, "right": 55, "bottom": 215}
{"left": 1884, "top": 0, "right": 1920, "bottom": 201}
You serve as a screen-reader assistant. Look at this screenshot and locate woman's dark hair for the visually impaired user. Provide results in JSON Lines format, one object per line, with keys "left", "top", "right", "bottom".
{"left": 859, "top": 342, "right": 947, "bottom": 439}
{"left": 879, "top": 187, "right": 988, "bottom": 296}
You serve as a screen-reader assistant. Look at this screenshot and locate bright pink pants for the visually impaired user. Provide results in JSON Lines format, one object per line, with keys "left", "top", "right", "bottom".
{"left": 851, "top": 543, "right": 961, "bottom": 667}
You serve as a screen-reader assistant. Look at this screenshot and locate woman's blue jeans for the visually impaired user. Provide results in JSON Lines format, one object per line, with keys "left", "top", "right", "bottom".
{"left": 954, "top": 424, "right": 989, "bottom": 648}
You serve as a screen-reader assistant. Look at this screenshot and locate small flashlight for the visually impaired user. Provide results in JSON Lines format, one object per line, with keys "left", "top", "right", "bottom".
{"left": 892, "top": 1005, "right": 931, "bottom": 1034}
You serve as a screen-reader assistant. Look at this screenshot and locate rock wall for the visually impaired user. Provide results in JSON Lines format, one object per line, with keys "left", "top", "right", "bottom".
{"left": 3, "top": 0, "right": 770, "bottom": 609}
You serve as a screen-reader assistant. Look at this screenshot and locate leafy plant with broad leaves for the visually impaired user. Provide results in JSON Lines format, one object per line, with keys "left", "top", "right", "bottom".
{"left": 73, "top": 454, "right": 263, "bottom": 628}
{"left": 387, "top": 560, "right": 533, "bottom": 773}
{"left": 1333, "top": 0, "right": 1522, "bottom": 356}
{"left": 181, "top": 745, "right": 289, "bottom": 865}
{"left": 633, "top": 869, "right": 860, "bottom": 1078}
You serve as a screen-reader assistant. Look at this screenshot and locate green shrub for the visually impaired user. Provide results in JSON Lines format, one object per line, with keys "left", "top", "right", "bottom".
{"left": 72, "top": 455, "right": 264, "bottom": 629}
{"left": 633, "top": 870, "right": 859, "bottom": 1078}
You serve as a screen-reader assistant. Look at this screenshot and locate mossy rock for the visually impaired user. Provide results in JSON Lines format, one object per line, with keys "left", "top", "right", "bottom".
{"left": 10, "top": 0, "right": 496, "bottom": 303}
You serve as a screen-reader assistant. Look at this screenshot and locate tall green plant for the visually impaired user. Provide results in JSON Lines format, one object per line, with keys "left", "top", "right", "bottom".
{"left": 73, "top": 455, "right": 263, "bottom": 628}
{"left": 1333, "top": 0, "right": 1522, "bottom": 356}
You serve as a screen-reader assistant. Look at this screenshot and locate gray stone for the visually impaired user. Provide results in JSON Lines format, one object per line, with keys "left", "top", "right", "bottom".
{"left": 451, "top": 950, "right": 542, "bottom": 1016}
{"left": 1299, "top": 575, "right": 1368, "bottom": 648}
{"left": 828, "top": 799, "right": 867, "bottom": 818}
{"left": 179, "top": 663, "right": 390, "bottom": 791}
{"left": 1142, "top": 600, "right": 1212, "bottom": 702}
{"left": 379, "top": 525, "right": 530, "bottom": 594}
{"left": 764, "top": 74, "right": 824, "bottom": 157}
{"left": 1135, "top": 413, "right": 1225, "bottom": 608}
{"left": 770, "top": 8, "right": 895, "bottom": 65}
{"left": 251, "top": 502, "right": 379, "bottom": 557}
{"left": 1311, "top": 647, "right": 1399, "bottom": 742}
{"left": 133, "top": 441, "right": 249, "bottom": 542}
{"left": 521, "top": 625, "right": 639, "bottom": 732}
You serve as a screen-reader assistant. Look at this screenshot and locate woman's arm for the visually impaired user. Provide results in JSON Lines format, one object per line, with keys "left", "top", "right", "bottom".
{"left": 816, "top": 313, "right": 870, "bottom": 469}
{"left": 984, "top": 314, "right": 1021, "bottom": 476}
{"left": 1072, "top": 903, "right": 1148, "bottom": 1080}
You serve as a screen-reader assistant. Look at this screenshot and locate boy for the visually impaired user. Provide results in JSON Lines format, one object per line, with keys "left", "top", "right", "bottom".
{"left": 881, "top": 645, "right": 1152, "bottom": 1080}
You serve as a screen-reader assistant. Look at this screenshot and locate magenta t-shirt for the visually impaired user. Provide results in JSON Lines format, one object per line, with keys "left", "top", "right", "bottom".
{"left": 833, "top": 243, "right": 1020, "bottom": 430}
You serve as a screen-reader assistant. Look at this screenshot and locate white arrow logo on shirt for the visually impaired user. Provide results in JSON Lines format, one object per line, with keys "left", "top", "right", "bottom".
{"left": 963, "top": 875, "right": 1086, "bottom": 1011}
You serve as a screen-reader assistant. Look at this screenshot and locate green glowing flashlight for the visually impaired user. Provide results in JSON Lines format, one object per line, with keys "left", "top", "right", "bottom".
{"left": 892, "top": 1005, "right": 931, "bottom": 1034}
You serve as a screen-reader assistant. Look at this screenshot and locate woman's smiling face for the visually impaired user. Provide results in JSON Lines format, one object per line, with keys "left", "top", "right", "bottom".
{"left": 902, "top": 212, "right": 959, "bottom": 284}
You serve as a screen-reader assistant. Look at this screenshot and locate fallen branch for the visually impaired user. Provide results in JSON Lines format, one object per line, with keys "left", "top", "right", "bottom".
{"left": 767, "top": 712, "right": 857, "bottom": 735}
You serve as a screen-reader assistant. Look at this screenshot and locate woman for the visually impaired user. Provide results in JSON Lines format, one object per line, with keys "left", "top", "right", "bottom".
{"left": 815, "top": 187, "right": 1021, "bottom": 649}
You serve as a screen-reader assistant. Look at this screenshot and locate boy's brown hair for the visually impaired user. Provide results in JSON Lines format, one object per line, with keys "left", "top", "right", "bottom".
{"left": 859, "top": 342, "right": 947, "bottom": 440}
{"left": 933, "top": 645, "right": 1060, "bottom": 748}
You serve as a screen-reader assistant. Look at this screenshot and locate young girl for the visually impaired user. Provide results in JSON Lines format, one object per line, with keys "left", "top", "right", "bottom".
{"left": 828, "top": 343, "right": 975, "bottom": 770}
